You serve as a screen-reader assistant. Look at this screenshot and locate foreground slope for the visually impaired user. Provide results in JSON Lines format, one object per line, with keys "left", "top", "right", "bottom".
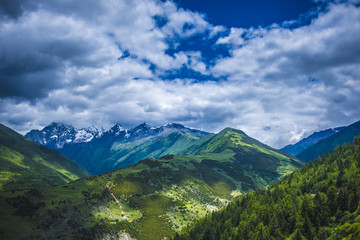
{"left": 0, "top": 128, "right": 301, "bottom": 240}
{"left": 297, "top": 120, "right": 360, "bottom": 162}
{"left": 175, "top": 137, "right": 360, "bottom": 240}
{"left": 0, "top": 123, "right": 88, "bottom": 190}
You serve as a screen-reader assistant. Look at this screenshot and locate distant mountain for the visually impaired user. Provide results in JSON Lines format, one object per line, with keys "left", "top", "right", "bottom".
{"left": 0, "top": 127, "right": 301, "bottom": 240}
{"left": 281, "top": 126, "right": 345, "bottom": 155}
{"left": 297, "top": 120, "right": 360, "bottom": 162}
{"left": 0, "top": 123, "right": 88, "bottom": 191}
{"left": 175, "top": 137, "right": 360, "bottom": 240}
{"left": 26, "top": 122, "right": 210, "bottom": 174}
{"left": 25, "top": 122, "right": 104, "bottom": 149}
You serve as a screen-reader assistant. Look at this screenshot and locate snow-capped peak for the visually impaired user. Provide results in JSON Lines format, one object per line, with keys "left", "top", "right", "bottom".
{"left": 74, "top": 126, "right": 103, "bottom": 143}
{"left": 26, "top": 122, "right": 106, "bottom": 148}
{"left": 25, "top": 121, "right": 209, "bottom": 150}
{"left": 109, "top": 123, "right": 126, "bottom": 136}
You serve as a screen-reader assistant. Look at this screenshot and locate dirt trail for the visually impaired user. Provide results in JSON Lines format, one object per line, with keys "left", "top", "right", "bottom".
{"left": 105, "top": 181, "right": 127, "bottom": 220}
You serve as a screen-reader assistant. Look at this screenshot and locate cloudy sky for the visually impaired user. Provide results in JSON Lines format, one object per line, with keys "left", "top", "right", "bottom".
{"left": 1, "top": 0, "right": 360, "bottom": 148}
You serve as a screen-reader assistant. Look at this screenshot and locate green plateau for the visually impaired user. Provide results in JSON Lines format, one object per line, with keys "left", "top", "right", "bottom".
{"left": 0, "top": 123, "right": 89, "bottom": 191}
{"left": 175, "top": 137, "right": 360, "bottom": 240}
{"left": 0, "top": 126, "right": 301, "bottom": 240}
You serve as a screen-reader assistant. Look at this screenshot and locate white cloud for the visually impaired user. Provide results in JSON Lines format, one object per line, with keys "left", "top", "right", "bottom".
{"left": 216, "top": 28, "right": 246, "bottom": 46}
{"left": 209, "top": 25, "right": 227, "bottom": 38}
{"left": 209, "top": 3, "right": 360, "bottom": 146}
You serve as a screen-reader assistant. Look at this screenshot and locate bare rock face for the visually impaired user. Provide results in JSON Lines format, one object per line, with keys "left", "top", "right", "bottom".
{"left": 101, "top": 231, "right": 136, "bottom": 240}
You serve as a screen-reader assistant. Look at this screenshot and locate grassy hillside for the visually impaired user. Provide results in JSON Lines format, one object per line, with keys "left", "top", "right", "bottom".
{"left": 61, "top": 131, "right": 207, "bottom": 175}
{"left": 0, "top": 123, "right": 89, "bottom": 191}
{"left": 175, "top": 137, "right": 360, "bottom": 240}
{"left": 0, "top": 128, "right": 301, "bottom": 240}
{"left": 297, "top": 120, "right": 360, "bottom": 162}
{"left": 185, "top": 128, "right": 300, "bottom": 177}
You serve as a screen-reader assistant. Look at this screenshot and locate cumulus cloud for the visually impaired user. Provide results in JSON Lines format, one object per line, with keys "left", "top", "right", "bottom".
{"left": 216, "top": 28, "right": 246, "bottom": 46}
{"left": 0, "top": 0, "right": 360, "bottom": 148}
{"left": 209, "top": 2, "right": 360, "bottom": 146}
{"left": 0, "top": 0, "right": 211, "bottom": 100}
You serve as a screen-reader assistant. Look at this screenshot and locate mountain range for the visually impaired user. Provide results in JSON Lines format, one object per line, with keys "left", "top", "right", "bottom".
{"left": 296, "top": 120, "right": 360, "bottom": 162}
{"left": 27, "top": 120, "right": 360, "bottom": 174}
{"left": 280, "top": 120, "right": 360, "bottom": 163}
{"left": 281, "top": 126, "right": 345, "bottom": 156}
{"left": 26, "top": 122, "right": 210, "bottom": 174}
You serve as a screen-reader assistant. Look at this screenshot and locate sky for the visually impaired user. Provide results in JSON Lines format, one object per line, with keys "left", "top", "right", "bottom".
{"left": 0, "top": 0, "right": 360, "bottom": 148}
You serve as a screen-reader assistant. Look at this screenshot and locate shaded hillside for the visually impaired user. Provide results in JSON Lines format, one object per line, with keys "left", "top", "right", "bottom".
{"left": 282, "top": 127, "right": 345, "bottom": 156}
{"left": 0, "top": 128, "right": 301, "bottom": 240}
{"left": 175, "top": 137, "right": 360, "bottom": 240}
{"left": 0, "top": 124, "right": 88, "bottom": 191}
{"left": 297, "top": 120, "right": 360, "bottom": 162}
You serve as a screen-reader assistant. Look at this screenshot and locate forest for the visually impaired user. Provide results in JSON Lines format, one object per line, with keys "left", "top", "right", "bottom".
{"left": 174, "top": 137, "right": 360, "bottom": 240}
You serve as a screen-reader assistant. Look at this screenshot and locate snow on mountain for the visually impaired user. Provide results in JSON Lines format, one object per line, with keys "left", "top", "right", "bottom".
{"left": 26, "top": 122, "right": 104, "bottom": 149}
{"left": 74, "top": 126, "right": 104, "bottom": 143}
{"left": 108, "top": 123, "right": 126, "bottom": 136}
{"left": 26, "top": 122, "right": 209, "bottom": 150}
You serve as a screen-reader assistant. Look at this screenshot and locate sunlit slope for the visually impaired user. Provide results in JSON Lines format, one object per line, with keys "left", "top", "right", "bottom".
{"left": 0, "top": 123, "right": 88, "bottom": 190}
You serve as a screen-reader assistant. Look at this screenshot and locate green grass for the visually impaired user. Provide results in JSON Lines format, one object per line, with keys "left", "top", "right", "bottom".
{"left": 0, "top": 124, "right": 89, "bottom": 191}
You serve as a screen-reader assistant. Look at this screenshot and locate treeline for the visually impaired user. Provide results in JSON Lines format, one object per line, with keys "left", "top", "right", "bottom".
{"left": 174, "top": 137, "right": 360, "bottom": 240}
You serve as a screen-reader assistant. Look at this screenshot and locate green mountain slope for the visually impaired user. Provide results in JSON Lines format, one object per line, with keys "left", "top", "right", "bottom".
{"left": 62, "top": 131, "right": 208, "bottom": 175}
{"left": 0, "top": 123, "right": 89, "bottom": 190}
{"left": 297, "top": 120, "right": 360, "bottom": 162}
{"left": 0, "top": 128, "right": 301, "bottom": 240}
{"left": 175, "top": 137, "right": 360, "bottom": 240}
{"left": 185, "top": 128, "right": 301, "bottom": 177}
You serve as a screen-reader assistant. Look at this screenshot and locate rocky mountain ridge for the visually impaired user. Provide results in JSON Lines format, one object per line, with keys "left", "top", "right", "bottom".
{"left": 26, "top": 122, "right": 208, "bottom": 150}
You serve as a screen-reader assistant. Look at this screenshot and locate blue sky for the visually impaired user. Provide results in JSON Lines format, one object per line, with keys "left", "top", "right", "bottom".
{"left": 0, "top": 0, "right": 360, "bottom": 148}
{"left": 176, "top": 0, "right": 314, "bottom": 28}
